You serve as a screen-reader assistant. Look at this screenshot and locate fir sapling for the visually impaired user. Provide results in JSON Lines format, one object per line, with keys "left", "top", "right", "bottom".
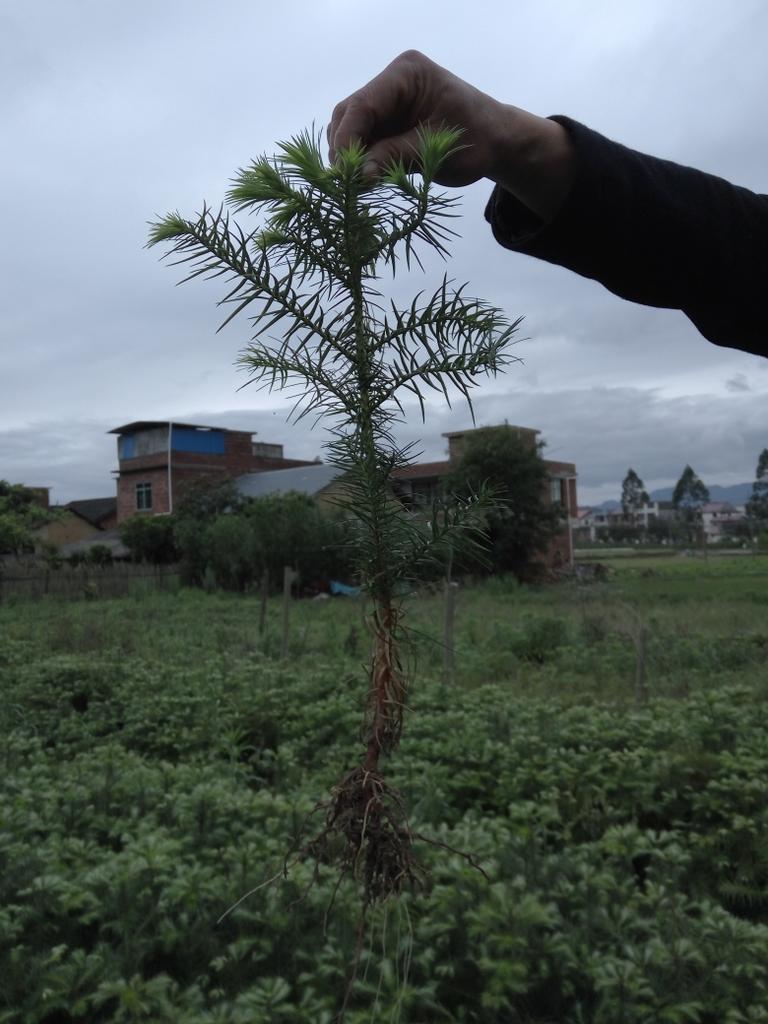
{"left": 148, "top": 128, "right": 520, "bottom": 911}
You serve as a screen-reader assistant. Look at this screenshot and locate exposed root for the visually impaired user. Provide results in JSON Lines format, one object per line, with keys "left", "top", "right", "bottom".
{"left": 303, "top": 766, "right": 425, "bottom": 905}
{"left": 219, "top": 766, "right": 489, "bottom": 1024}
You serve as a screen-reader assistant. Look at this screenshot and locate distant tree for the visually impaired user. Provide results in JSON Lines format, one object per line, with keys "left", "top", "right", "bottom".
{"left": 172, "top": 479, "right": 242, "bottom": 583}
{"left": 242, "top": 491, "right": 350, "bottom": 587}
{"left": 174, "top": 477, "right": 242, "bottom": 520}
{"left": 120, "top": 515, "right": 178, "bottom": 564}
{"left": 672, "top": 465, "right": 710, "bottom": 543}
{"left": 87, "top": 544, "right": 114, "bottom": 567}
{"left": 172, "top": 486, "right": 352, "bottom": 591}
{"left": 0, "top": 481, "right": 49, "bottom": 556}
{"left": 746, "top": 448, "right": 768, "bottom": 529}
{"left": 621, "top": 469, "right": 650, "bottom": 518}
{"left": 203, "top": 514, "right": 259, "bottom": 591}
{"left": 445, "top": 425, "right": 563, "bottom": 576}
{"left": 672, "top": 465, "right": 710, "bottom": 509}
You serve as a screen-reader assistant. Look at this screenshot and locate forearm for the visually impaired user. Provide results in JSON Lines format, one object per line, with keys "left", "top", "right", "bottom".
{"left": 486, "top": 116, "right": 768, "bottom": 356}
{"left": 485, "top": 105, "right": 576, "bottom": 223}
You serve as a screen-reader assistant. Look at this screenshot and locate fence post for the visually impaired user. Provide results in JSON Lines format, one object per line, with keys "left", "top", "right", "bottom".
{"left": 442, "top": 581, "right": 459, "bottom": 686}
{"left": 634, "top": 624, "right": 648, "bottom": 706}
{"left": 281, "top": 566, "right": 296, "bottom": 660}
{"left": 258, "top": 570, "right": 269, "bottom": 639}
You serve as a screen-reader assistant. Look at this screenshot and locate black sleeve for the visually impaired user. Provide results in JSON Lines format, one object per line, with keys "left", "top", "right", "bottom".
{"left": 484, "top": 116, "right": 768, "bottom": 358}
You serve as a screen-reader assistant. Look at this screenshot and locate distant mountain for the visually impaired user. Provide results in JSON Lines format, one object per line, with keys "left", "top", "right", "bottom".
{"left": 595, "top": 482, "right": 753, "bottom": 510}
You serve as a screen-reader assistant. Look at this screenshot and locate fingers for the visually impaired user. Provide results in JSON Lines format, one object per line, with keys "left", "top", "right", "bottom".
{"left": 328, "top": 94, "right": 378, "bottom": 163}
{"left": 328, "top": 50, "right": 426, "bottom": 162}
{"left": 363, "top": 127, "right": 424, "bottom": 179}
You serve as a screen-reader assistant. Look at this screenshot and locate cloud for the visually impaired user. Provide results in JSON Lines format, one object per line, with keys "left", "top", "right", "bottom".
{"left": 726, "top": 374, "right": 751, "bottom": 393}
{"left": 7, "top": 378, "right": 763, "bottom": 508}
{"left": 1, "top": 1, "right": 766, "bottom": 508}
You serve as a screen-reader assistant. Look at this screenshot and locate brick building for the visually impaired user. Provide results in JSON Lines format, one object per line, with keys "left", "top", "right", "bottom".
{"left": 110, "top": 421, "right": 313, "bottom": 523}
{"left": 391, "top": 425, "right": 578, "bottom": 568}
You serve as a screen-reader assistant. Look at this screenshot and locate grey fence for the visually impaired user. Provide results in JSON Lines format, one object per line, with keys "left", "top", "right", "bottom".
{"left": 0, "top": 561, "right": 181, "bottom": 603}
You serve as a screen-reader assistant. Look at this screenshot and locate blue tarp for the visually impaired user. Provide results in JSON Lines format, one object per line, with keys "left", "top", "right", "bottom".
{"left": 172, "top": 427, "right": 225, "bottom": 454}
{"left": 330, "top": 580, "right": 361, "bottom": 597}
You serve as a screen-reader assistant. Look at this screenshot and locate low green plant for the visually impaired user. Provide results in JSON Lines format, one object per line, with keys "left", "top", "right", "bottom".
{"left": 3, "top": 591, "right": 768, "bottom": 1021}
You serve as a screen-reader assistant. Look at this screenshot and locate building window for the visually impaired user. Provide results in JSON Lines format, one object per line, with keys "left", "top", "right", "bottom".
{"left": 136, "top": 482, "right": 152, "bottom": 511}
{"left": 549, "top": 478, "right": 563, "bottom": 504}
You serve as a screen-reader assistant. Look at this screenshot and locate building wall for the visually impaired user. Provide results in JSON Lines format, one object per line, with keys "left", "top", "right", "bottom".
{"left": 445, "top": 425, "right": 539, "bottom": 463}
{"left": 540, "top": 461, "right": 577, "bottom": 568}
{"left": 100, "top": 509, "right": 118, "bottom": 530}
{"left": 544, "top": 526, "right": 573, "bottom": 569}
{"left": 117, "top": 468, "right": 169, "bottom": 521}
{"left": 314, "top": 478, "right": 351, "bottom": 512}
{"left": 27, "top": 487, "right": 51, "bottom": 510}
{"left": 114, "top": 425, "right": 315, "bottom": 523}
{"left": 35, "top": 512, "right": 102, "bottom": 548}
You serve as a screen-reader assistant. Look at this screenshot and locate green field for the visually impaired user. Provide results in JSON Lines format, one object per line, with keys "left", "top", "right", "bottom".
{"left": 2, "top": 559, "right": 768, "bottom": 1022}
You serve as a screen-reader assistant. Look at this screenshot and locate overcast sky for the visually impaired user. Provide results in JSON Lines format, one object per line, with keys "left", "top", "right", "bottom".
{"left": 2, "top": 0, "right": 766, "bottom": 506}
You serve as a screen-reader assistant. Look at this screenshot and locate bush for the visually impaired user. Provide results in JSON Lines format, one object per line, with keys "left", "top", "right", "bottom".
{"left": 174, "top": 490, "right": 354, "bottom": 592}
{"left": 120, "top": 515, "right": 178, "bottom": 564}
{"left": 445, "top": 426, "right": 564, "bottom": 577}
{"left": 512, "top": 614, "right": 570, "bottom": 663}
{"left": 87, "top": 544, "right": 113, "bottom": 566}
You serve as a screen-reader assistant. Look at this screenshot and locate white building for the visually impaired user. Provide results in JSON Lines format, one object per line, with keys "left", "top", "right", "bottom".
{"left": 700, "top": 502, "right": 746, "bottom": 542}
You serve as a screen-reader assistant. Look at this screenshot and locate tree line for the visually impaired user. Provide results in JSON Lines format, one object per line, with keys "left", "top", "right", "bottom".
{"left": 1, "top": 425, "right": 566, "bottom": 589}
{"left": 614, "top": 450, "right": 768, "bottom": 544}
{"left": 118, "top": 426, "right": 568, "bottom": 589}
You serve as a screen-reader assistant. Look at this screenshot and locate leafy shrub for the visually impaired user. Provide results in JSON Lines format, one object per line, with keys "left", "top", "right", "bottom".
{"left": 512, "top": 614, "right": 570, "bottom": 663}
{"left": 120, "top": 515, "right": 178, "bottom": 565}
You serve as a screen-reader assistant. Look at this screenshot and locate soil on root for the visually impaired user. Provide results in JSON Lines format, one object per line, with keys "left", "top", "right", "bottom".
{"left": 304, "top": 765, "right": 424, "bottom": 905}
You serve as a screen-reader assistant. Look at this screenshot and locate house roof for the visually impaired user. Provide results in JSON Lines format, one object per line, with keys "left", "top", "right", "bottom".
{"left": 108, "top": 421, "right": 251, "bottom": 435}
{"left": 702, "top": 502, "right": 737, "bottom": 513}
{"left": 66, "top": 497, "right": 116, "bottom": 526}
{"left": 391, "top": 461, "right": 451, "bottom": 480}
{"left": 235, "top": 463, "right": 341, "bottom": 499}
{"left": 441, "top": 425, "right": 540, "bottom": 438}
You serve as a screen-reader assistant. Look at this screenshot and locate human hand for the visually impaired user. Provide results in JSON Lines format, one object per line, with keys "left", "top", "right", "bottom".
{"left": 328, "top": 50, "right": 510, "bottom": 187}
{"left": 328, "top": 50, "right": 574, "bottom": 220}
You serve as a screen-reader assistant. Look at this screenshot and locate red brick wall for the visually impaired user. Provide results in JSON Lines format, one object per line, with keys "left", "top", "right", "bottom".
{"left": 224, "top": 431, "right": 314, "bottom": 474}
{"left": 117, "top": 468, "right": 169, "bottom": 522}
{"left": 100, "top": 510, "right": 118, "bottom": 530}
{"left": 116, "top": 455, "right": 317, "bottom": 522}
{"left": 27, "top": 487, "right": 51, "bottom": 510}
{"left": 169, "top": 466, "right": 230, "bottom": 511}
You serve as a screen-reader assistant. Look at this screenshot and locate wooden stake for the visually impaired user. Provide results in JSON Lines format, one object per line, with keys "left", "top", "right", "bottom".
{"left": 258, "top": 570, "right": 269, "bottom": 639}
{"left": 634, "top": 623, "right": 648, "bottom": 706}
{"left": 281, "top": 566, "right": 295, "bottom": 660}
{"left": 442, "top": 581, "right": 459, "bottom": 686}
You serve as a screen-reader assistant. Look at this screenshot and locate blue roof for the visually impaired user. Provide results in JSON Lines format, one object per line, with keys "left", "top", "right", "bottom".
{"left": 235, "top": 464, "right": 341, "bottom": 499}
